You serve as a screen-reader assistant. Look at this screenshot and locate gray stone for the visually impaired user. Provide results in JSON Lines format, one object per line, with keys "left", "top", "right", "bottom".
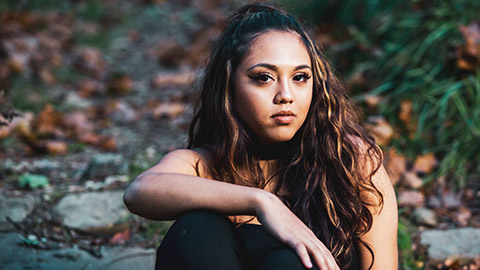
{"left": 420, "top": 228, "right": 480, "bottom": 262}
{"left": 82, "top": 153, "right": 129, "bottom": 179}
{"left": 0, "top": 232, "right": 155, "bottom": 270}
{"left": 0, "top": 195, "right": 36, "bottom": 231}
{"left": 53, "top": 191, "right": 132, "bottom": 234}
{"left": 411, "top": 207, "right": 437, "bottom": 226}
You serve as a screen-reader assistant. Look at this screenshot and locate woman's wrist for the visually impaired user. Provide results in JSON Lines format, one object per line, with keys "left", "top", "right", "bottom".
{"left": 252, "top": 189, "right": 277, "bottom": 217}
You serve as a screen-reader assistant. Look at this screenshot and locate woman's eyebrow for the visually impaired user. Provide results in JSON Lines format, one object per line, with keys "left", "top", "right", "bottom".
{"left": 246, "top": 63, "right": 312, "bottom": 72}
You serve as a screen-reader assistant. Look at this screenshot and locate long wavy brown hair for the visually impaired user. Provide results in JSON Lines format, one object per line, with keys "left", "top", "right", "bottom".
{"left": 187, "top": 3, "right": 383, "bottom": 269}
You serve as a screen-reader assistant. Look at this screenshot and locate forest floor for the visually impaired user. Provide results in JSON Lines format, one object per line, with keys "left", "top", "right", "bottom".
{"left": 0, "top": 1, "right": 479, "bottom": 269}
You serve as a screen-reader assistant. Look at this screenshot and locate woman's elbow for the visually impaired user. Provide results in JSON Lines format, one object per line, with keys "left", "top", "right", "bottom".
{"left": 123, "top": 178, "right": 142, "bottom": 214}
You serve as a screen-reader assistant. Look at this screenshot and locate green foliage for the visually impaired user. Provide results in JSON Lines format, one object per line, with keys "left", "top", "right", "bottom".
{"left": 281, "top": 0, "right": 480, "bottom": 187}
{"left": 398, "top": 217, "right": 421, "bottom": 270}
{"left": 9, "top": 76, "right": 59, "bottom": 113}
{"left": 18, "top": 173, "right": 50, "bottom": 189}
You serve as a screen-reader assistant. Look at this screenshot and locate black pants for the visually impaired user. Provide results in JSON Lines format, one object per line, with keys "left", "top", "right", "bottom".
{"left": 155, "top": 210, "right": 319, "bottom": 270}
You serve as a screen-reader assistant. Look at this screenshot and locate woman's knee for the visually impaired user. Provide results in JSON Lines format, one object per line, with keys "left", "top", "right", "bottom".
{"left": 259, "top": 248, "right": 319, "bottom": 270}
{"left": 156, "top": 210, "right": 245, "bottom": 269}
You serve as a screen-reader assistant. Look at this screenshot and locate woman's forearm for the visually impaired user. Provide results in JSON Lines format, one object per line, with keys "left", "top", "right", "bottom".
{"left": 123, "top": 172, "right": 267, "bottom": 221}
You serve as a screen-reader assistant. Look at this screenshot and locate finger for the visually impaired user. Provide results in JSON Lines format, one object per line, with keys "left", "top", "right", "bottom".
{"left": 306, "top": 243, "right": 328, "bottom": 269}
{"left": 292, "top": 242, "right": 313, "bottom": 269}
{"left": 304, "top": 238, "right": 340, "bottom": 270}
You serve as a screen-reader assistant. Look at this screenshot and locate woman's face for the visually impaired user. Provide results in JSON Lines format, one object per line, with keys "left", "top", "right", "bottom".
{"left": 233, "top": 30, "right": 313, "bottom": 144}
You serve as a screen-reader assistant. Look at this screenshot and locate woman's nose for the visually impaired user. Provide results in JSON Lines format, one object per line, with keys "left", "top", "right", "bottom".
{"left": 274, "top": 80, "right": 294, "bottom": 104}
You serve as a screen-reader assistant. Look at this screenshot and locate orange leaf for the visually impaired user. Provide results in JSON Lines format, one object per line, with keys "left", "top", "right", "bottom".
{"left": 44, "top": 140, "right": 68, "bottom": 155}
{"left": 36, "top": 104, "right": 65, "bottom": 137}
{"left": 110, "top": 229, "right": 130, "bottom": 245}
{"left": 413, "top": 153, "right": 438, "bottom": 174}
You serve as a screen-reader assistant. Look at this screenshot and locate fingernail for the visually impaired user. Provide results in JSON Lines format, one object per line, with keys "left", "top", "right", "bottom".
{"left": 306, "top": 261, "right": 313, "bottom": 268}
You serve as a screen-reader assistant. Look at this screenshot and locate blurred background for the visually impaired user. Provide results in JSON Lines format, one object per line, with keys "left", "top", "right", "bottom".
{"left": 0, "top": 0, "right": 479, "bottom": 269}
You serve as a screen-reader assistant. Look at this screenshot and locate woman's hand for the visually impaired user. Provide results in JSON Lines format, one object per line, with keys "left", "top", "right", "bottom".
{"left": 255, "top": 191, "right": 340, "bottom": 270}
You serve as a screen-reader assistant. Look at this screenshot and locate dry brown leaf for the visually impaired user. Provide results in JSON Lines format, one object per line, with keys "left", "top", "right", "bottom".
{"left": 413, "top": 153, "right": 438, "bottom": 174}
{"left": 39, "top": 68, "right": 56, "bottom": 85}
{"left": 106, "top": 73, "right": 134, "bottom": 95}
{"left": 36, "top": 104, "right": 65, "bottom": 137}
{"left": 149, "top": 39, "right": 186, "bottom": 67}
{"left": 74, "top": 48, "right": 107, "bottom": 77}
{"left": 110, "top": 229, "right": 131, "bottom": 245}
{"left": 151, "top": 71, "right": 195, "bottom": 88}
{"left": 44, "top": 140, "right": 68, "bottom": 155}
{"left": 151, "top": 102, "right": 185, "bottom": 119}
{"left": 367, "top": 116, "right": 394, "bottom": 146}
{"left": 99, "top": 137, "right": 116, "bottom": 151}
{"left": 77, "top": 79, "right": 103, "bottom": 98}
{"left": 456, "top": 206, "right": 472, "bottom": 227}
{"left": 403, "top": 171, "right": 423, "bottom": 189}
{"left": 78, "top": 132, "right": 102, "bottom": 145}
{"left": 383, "top": 148, "right": 407, "bottom": 185}
{"left": 398, "top": 190, "right": 425, "bottom": 207}
{"left": 7, "top": 53, "right": 26, "bottom": 73}
{"left": 364, "top": 94, "right": 383, "bottom": 109}
{"left": 457, "top": 23, "right": 480, "bottom": 71}
{"left": 64, "top": 111, "right": 94, "bottom": 137}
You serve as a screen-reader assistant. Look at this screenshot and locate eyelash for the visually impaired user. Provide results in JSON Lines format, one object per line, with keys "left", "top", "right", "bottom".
{"left": 249, "top": 72, "right": 311, "bottom": 84}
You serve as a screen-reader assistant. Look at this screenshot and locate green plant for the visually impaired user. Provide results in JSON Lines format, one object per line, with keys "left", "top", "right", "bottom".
{"left": 279, "top": 0, "right": 480, "bottom": 187}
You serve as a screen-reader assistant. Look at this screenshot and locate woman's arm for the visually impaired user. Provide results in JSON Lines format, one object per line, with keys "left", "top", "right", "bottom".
{"left": 123, "top": 149, "right": 264, "bottom": 220}
{"left": 356, "top": 163, "right": 398, "bottom": 270}
{"left": 123, "top": 149, "right": 340, "bottom": 270}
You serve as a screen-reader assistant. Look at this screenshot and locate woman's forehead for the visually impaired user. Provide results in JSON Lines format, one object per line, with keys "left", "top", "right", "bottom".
{"left": 240, "top": 30, "right": 311, "bottom": 69}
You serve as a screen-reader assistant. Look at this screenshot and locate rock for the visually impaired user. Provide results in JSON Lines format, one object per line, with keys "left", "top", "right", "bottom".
{"left": 420, "top": 228, "right": 480, "bottom": 262}
{"left": 398, "top": 190, "right": 425, "bottom": 207}
{"left": 53, "top": 191, "right": 131, "bottom": 234}
{"left": 411, "top": 207, "right": 437, "bottom": 226}
{"left": 0, "top": 232, "right": 155, "bottom": 269}
{"left": 0, "top": 195, "right": 36, "bottom": 231}
{"left": 63, "top": 92, "right": 92, "bottom": 110}
{"left": 403, "top": 171, "right": 423, "bottom": 189}
{"left": 82, "top": 153, "right": 128, "bottom": 179}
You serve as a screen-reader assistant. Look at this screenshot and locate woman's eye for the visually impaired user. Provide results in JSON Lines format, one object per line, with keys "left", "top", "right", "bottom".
{"left": 293, "top": 73, "right": 311, "bottom": 82}
{"left": 250, "top": 74, "right": 273, "bottom": 83}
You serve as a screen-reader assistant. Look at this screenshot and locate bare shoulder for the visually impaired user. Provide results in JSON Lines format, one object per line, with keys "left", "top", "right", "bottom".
{"left": 348, "top": 137, "right": 398, "bottom": 269}
{"left": 142, "top": 148, "right": 212, "bottom": 178}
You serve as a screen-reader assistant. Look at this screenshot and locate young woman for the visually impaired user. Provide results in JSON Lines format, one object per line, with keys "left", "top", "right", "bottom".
{"left": 123, "top": 3, "right": 398, "bottom": 270}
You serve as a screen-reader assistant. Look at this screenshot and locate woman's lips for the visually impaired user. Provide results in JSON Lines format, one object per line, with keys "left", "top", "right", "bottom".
{"left": 271, "top": 110, "right": 296, "bottom": 124}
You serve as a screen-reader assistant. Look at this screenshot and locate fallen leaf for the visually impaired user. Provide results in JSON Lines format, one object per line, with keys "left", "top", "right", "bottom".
{"left": 442, "top": 189, "right": 462, "bottom": 209}
{"left": 99, "top": 137, "right": 116, "bottom": 151}
{"left": 150, "top": 102, "right": 185, "bottom": 119}
{"left": 403, "top": 171, "right": 423, "bottom": 189}
{"left": 18, "top": 173, "right": 49, "bottom": 189}
{"left": 44, "top": 140, "right": 68, "bottom": 155}
{"left": 77, "top": 79, "right": 103, "bottom": 97}
{"left": 39, "top": 68, "right": 56, "bottom": 85}
{"left": 456, "top": 206, "right": 471, "bottom": 226}
{"left": 110, "top": 229, "right": 130, "bottom": 245}
{"left": 412, "top": 153, "right": 438, "bottom": 174}
{"left": 149, "top": 39, "right": 186, "bottom": 67}
{"left": 398, "top": 190, "right": 425, "bottom": 207}
{"left": 106, "top": 73, "right": 134, "bottom": 95}
{"left": 36, "top": 104, "right": 65, "bottom": 137}
{"left": 151, "top": 71, "right": 195, "bottom": 88}
{"left": 457, "top": 23, "right": 480, "bottom": 71}
{"left": 74, "top": 47, "right": 107, "bottom": 77}
{"left": 363, "top": 94, "right": 383, "bottom": 109}
{"left": 383, "top": 148, "right": 407, "bottom": 185}
{"left": 367, "top": 116, "right": 394, "bottom": 146}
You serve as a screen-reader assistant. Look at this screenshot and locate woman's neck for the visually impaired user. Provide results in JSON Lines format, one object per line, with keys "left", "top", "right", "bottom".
{"left": 252, "top": 139, "right": 294, "bottom": 161}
